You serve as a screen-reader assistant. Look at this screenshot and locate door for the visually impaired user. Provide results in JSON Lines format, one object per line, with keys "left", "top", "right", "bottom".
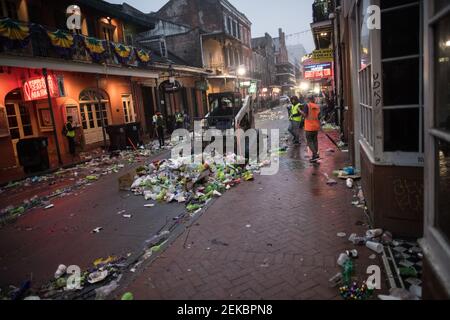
{"left": 5, "top": 102, "right": 34, "bottom": 157}
{"left": 79, "top": 102, "right": 109, "bottom": 145}
{"left": 122, "top": 94, "right": 136, "bottom": 123}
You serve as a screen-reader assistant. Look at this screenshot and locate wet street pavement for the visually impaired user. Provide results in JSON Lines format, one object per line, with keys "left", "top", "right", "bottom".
{"left": 0, "top": 106, "right": 386, "bottom": 299}
{"left": 117, "top": 107, "right": 386, "bottom": 300}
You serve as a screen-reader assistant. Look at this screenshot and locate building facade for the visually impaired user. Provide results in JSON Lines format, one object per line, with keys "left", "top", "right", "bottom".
{"left": 144, "top": 0, "right": 253, "bottom": 99}
{"left": 251, "top": 33, "right": 277, "bottom": 89}
{"left": 0, "top": 0, "right": 209, "bottom": 182}
{"left": 274, "top": 28, "right": 296, "bottom": 96}
{"left": 331, "top": 0, "right": 450, "bottom": 299}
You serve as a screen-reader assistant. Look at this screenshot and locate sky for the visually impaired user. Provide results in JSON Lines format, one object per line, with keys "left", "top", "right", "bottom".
{"left": 107, "top": 0, "right": 315, "bottom": 52}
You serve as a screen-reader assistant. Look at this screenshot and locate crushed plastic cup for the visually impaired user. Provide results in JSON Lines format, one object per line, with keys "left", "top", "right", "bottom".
{"left": 366, "top": 241, "right": 383, "bottom": 254}
{"left": 346, "top": 249, "right": 358, "bottom": 258}
{"left": 346, "top": 178, "right": 354, "bottom": 189}
{"left": 366, "top": 229, "right": 383, "bottom": 239}
{"left": 337, "top": 253, "right": 350, "bottom": 267}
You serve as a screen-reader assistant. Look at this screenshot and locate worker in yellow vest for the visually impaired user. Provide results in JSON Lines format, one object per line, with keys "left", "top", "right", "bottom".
{"left": 288, "top": 96, "right": 304, "bottom": 145}
{"left": 303, "top": 95, "right": 321, "bottom": 163}
{"left": 64, "top": 116, "right": 76, "bottom": 158}
{"left": 175, "top": 110, "right": 185, "bottom": 129}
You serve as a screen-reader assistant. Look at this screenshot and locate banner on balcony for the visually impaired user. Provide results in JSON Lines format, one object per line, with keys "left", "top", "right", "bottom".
{"left": 23, "top": 75, "right": 60, "bottom": 101}
{"left": 0, "top": 18, "right": 30, "bottom": 49}
{"left": 135, "top": 48, "right": 151, "bottom": 63}
{"left": 312, "top": 48, "right": 333, "bottom": 63}
{"left": 83, "top": 36, "right": 107, "bottom": 63}
{"left": 47, "top": 30, "right": 74, "bottom": 57}
{"left": 110, "top": 42, "right": 132, "bottom": 64}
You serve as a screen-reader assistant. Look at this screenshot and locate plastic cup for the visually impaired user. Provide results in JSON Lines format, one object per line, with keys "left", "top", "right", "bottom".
{"left": 366, "top": 241, "right": 383, "bottom": 254}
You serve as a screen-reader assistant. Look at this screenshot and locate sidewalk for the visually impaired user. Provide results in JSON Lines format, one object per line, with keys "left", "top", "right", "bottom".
{"left": 118, "top": 127, "right": 387, "bottom": 300}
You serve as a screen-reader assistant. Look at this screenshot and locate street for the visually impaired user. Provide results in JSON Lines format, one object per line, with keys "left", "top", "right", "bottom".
{"left": 0, "top": 106, "right": 385, "bottom": 299}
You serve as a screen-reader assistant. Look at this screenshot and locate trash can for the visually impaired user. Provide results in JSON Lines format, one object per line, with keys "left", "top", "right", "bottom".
{"left": 106, "top": 125, "right": 127, "bottom": 151}
{"left": 125, "top": 122, "right": 142, "bottom": 148}
{"left": 16, "top": 137, "right": 50, "bottom": 174}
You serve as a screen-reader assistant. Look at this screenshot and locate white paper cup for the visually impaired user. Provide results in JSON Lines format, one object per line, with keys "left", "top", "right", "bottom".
{"left": 337, "top": 253, "right": 350, "bottom": 266}
{"left": 366, "top": 241, "right": 383, "bottom": 254}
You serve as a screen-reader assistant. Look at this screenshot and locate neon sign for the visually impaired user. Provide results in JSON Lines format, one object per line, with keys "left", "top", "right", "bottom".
{"left": 23, "top": 75, "right": 60, "bottom": 101}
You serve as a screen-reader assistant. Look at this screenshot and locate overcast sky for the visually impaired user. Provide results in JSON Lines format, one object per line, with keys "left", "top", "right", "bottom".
{"left": 107, "top": 0, "right": 315, "bottom": 52}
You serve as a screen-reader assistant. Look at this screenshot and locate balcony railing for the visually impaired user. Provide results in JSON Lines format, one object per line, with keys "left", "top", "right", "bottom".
{"left": 313, "top": 0, "right": 335, "bottom": 23}
{"left": 0, "top": 18, "right": 153, "bottom": 69}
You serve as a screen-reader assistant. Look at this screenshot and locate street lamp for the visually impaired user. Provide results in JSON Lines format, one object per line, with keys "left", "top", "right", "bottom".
{"left": 236, "top": 65, "right": 246, "bottom": 96}
{"left": 237, "top": 65, "right": 246, "bottom": 77}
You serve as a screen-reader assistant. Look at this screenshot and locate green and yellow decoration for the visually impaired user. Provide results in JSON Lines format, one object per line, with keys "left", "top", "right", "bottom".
{"left": 83, "top": 36, "right": 107, "bottom": 62}
{"left": 0, "top": 18, "right": 30, "bottom": 48}
{"left": 136, "top": 48, "right": 151, "bottom": 63}
{"left": 47, "top": 30, "right": 74, "bottom": 57}
{"left": 110, "top": 42, "right": 132, "bottom": 64}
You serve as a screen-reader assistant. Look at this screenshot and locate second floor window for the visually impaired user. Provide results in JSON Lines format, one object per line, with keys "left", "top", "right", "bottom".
{"left": 0, "top": 0, "right": 18, "bottom": 20}
{"left": 100, "top": 23, "right": 115, "bottom": 42}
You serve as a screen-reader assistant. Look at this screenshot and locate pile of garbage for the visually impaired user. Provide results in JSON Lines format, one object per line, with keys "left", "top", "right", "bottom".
{"left": 321, "top": 123, "right": 340, "bottom": 131}
{"left": 257, "top": 109, "right": 286, "bottom": 121}
{"left": 0, "top": 147, "right": 163, "bottom": 225}
{"left": 130, "top": 153, "right": 267, "bottom": 214}
{"left": 0, "top": 256, "right": 130, "bottom": 300}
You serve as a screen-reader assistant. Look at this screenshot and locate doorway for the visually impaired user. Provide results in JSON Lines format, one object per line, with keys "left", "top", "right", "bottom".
{"left": 79, "top": 89, "right": 111, "bottom": 145}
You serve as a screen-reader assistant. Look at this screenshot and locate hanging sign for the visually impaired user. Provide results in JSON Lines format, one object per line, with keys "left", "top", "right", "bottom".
{"left": 160, "top": 80, "right": 182, "bottom": 93}
{"left": 23, "top": 75, "right": 60, "bottom": 101}
{"left": 312, "top": 48, "right": 334, "bottom": 62}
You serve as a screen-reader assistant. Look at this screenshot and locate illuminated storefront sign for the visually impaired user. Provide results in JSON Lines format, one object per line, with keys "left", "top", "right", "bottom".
{"left": 23, "top": 75, "right": 60, "bottom": 101}
{"left": 304, "top": 62, "right": 333, "bottom": 80}
{"left": 312, "top": 49, "right": 333, "bottom": 62}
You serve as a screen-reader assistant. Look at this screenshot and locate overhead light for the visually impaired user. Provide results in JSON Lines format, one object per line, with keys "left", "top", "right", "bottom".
{"left": 237, "top": 65, "right": 246, "bottom": 76}
{"left": 299, "top": 82, "right": 310, "bottom": 91}
{"left": 445, "top": 40, "right": 450, "bottom": 47}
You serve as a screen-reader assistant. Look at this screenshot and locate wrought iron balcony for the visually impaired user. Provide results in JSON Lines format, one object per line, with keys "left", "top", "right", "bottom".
{"left": 313, "top": 0, "right": 335, "bottom": 23}
{"left": 0, "top": 18, "right": 153, "bottom": 69}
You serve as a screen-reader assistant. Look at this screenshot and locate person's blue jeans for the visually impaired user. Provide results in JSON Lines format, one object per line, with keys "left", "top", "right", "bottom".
{"left": 289, "top": 120, "right": 301, "bottom": 143}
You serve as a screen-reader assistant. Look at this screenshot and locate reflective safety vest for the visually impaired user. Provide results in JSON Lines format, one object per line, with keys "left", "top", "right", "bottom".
{"left": 175, "top": 113, "right": 184, "bottom": 123}
{"left": 304, "top": 103, "right": 321, "bottom": 132}
{"left": 290, "top": 103, "right": 303, "bottom": 122}
{"left": 66, "top": 124, "right": 75, "bottom": 138}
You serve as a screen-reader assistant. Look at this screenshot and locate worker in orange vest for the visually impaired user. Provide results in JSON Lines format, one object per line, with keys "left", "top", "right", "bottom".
{"left": 302, "top": 95, "right": 321, "bottom": 163}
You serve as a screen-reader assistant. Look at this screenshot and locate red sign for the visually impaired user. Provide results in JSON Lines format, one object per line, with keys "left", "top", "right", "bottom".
{"left": 23, "top": 75, "right": 59, "bottom": 101}
{"left": 304, "top": 62, "right": 333, "bottom": 80}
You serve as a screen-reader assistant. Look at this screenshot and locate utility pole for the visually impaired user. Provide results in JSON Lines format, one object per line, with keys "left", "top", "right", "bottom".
{"left": 42, "top": 68, "right": 63, "bottom": 165}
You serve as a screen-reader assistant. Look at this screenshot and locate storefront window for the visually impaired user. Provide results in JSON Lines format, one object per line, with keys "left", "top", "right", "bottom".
{"left": 435, "top": 14, "right": 450, "bottom": 132}
{"left": 383, "top": 58, "right": 420, "bottom": 106}
{"left": 381, "top": 1, "right": 423, "bottom": 154}
{"left": 381, "top": 5, "right": 420, "bottom": 59}
{"left": 384, "top": 108, "right": 420, "bottom": 152}
{"left": 5, "top": 102, "right": 33, "bottom": 140}
{"left": 436, "top": 139, "right": 450, "bottom": 242}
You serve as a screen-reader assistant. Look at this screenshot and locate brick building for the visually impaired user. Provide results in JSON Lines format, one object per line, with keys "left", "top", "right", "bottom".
{"left": 0, "top": 0, "right": 209, "bottom": 182}
{"left": 137, "top": 0, "right": 253, "bottom": 99}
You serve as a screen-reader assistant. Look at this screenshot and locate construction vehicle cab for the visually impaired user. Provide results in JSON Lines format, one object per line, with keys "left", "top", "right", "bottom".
{"left": 205, "top": 92, "right": 255, "bottom": 132}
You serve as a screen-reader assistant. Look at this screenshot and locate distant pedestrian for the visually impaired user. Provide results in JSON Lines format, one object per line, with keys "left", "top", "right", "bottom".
{"left": 183, "top": 111, "right": 190, "bottom": 130}
{"left": 64, "top": 116, "right": 76, "bottom": 158}
{"left": 288, "top": 96, "right": 304, "bottom": 145}
{"left": 154, "top": 112, "right": 165, "bottom": 148}
{"left": 303, "top": 95, "right": 321, "bottom": 163}
{"left": 175, "top": 110, "right": 185, "bottom": 130}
